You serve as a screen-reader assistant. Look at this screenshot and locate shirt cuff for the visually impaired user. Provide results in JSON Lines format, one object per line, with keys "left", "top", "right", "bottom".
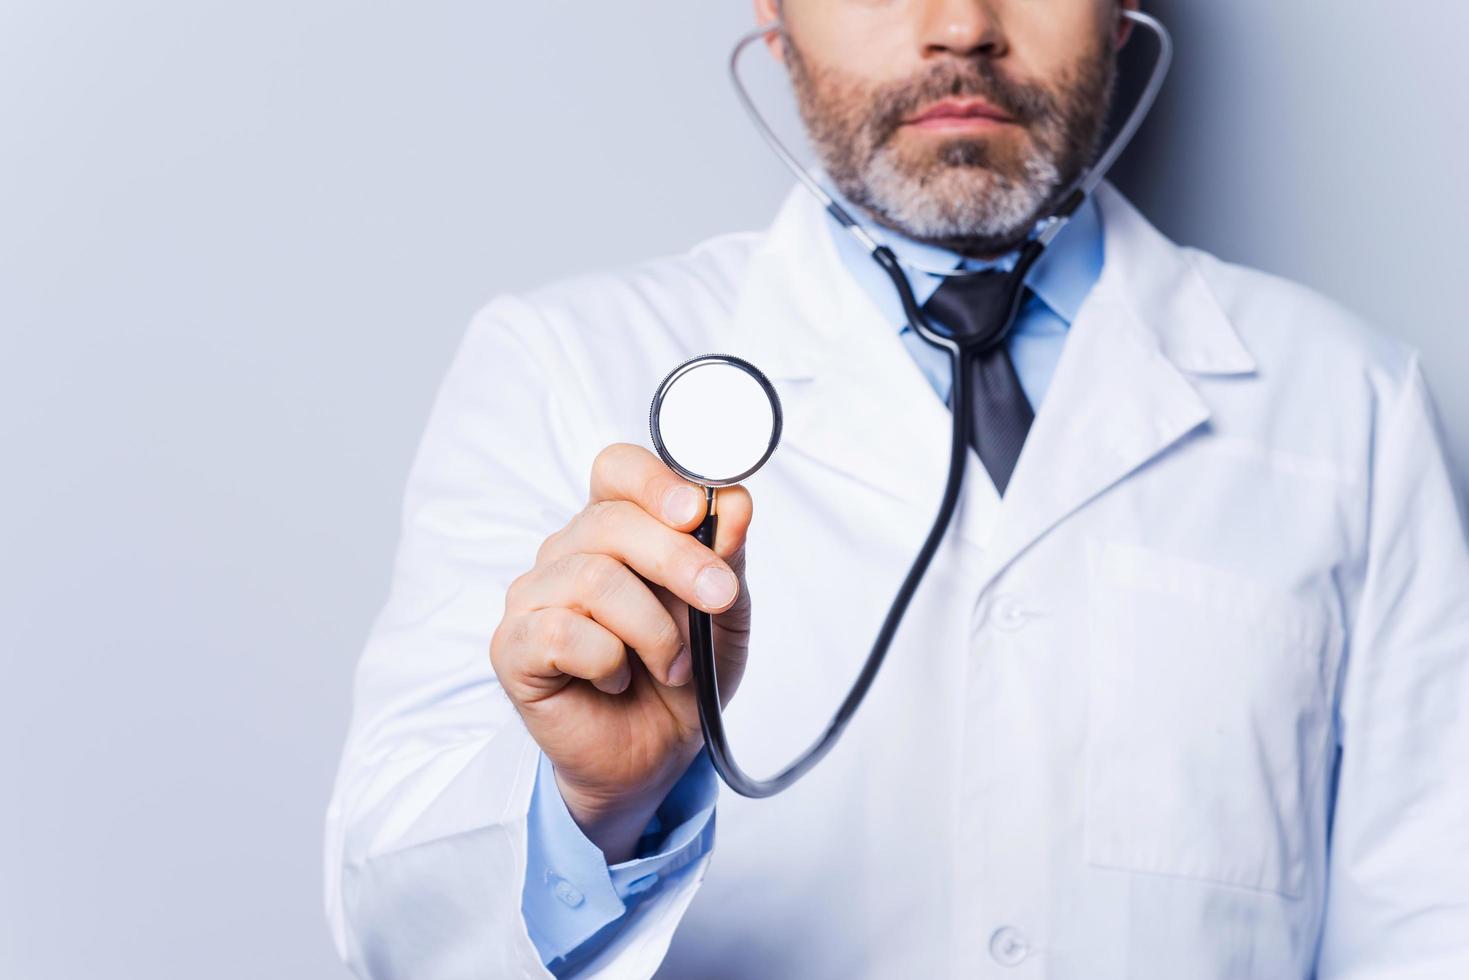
{"left": 521, "top": 749, "right": 719, "bottom": 967}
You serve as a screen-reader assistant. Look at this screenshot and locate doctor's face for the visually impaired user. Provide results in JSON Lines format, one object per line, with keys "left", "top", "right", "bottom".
{"left": 764, "top": 0, "right": 1128, "bottom": 256}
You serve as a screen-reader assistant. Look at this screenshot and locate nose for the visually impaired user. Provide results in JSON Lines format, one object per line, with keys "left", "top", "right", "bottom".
{"left": 918, "top": 0, "right": 1007, "bottom": 59}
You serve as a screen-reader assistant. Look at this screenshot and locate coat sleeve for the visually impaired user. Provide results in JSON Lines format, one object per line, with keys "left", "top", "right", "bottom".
{"left": 323, "top": 295, "right": 713, "bottom": 980}
{"left": 1317, "top": 353, "right": 1469, "bottom": 978}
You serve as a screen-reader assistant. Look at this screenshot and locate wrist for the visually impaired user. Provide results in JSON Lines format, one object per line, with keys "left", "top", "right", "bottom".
{"left": 555, "top": 775, "right": 664, "bottom": 865}
{"left": 554, "top": 749, "right": 700, "bottom": 864}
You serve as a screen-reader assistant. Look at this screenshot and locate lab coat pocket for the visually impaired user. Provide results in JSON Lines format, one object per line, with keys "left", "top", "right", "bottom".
{"left": 1082, "top": 537, "right": 1334, "bottom": 899}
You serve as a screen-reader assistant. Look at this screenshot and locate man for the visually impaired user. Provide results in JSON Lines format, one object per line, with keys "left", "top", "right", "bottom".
{"left": 324, "top": 1, "right": 1469, "bottom": 977}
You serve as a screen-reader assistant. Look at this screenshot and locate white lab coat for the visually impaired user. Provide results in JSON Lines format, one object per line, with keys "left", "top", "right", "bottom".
{"left": 324, "top": 181, "right": 1469, "bottom": 979}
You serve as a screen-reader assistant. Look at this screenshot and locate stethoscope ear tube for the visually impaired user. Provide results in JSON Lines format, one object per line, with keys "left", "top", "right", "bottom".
{"left": 727, "top": 10, "right": 1173, "bottom": 270}
{"left": 692, "top": 10, "right": 1175, "bottom": 798}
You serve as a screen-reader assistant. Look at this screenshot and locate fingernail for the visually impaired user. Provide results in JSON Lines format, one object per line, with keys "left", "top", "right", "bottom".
{"left": 662, "top": 485, "right": 703, "bottom": 525}
{"left": 667, "top": 645, "right": 692, "bottom": 687}
{"left": 695, "top": 565, "right": 738, "bottom": 609}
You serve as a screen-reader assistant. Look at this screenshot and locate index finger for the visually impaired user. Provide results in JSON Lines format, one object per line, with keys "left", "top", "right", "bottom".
{"left": 589, "top": 443, "right": 708, "bottom": 532}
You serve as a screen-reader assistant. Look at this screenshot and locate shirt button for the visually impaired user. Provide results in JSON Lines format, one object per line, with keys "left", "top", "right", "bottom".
{"left": 624, "top": 872, "right": 659, "bottom": 896}
{"left": 989, "top": 926, "right": 1029, "bottom": 967}
{"left": 550, "top": 875, "right": 585, "bottom": 908}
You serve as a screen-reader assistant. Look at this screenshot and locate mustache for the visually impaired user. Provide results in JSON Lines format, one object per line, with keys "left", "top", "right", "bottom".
{"left": 867, "top": 60, "right": 1060, "bottom": 144}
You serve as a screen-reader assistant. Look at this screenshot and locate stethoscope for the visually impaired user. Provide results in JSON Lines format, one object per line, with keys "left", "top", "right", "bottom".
{"left": 648, "top": 11, "right": 1174, "bottom": 798}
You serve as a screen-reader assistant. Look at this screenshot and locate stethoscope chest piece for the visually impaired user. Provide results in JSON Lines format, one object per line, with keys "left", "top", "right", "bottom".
{"left": 649, "top": 353, "right": 783, "bottom": 489}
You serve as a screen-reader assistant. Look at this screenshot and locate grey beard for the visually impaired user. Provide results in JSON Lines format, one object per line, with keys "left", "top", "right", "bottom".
{"left": 782, "top": 20, "right": 1117, "bottom": 257}
{"left": 846, "top": 143, "right": 1065, "bottom": 255}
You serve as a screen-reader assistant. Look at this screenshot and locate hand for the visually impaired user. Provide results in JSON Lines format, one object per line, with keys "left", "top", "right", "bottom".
{"left": 490, "top": 443, "right": 753, "bottom": 863}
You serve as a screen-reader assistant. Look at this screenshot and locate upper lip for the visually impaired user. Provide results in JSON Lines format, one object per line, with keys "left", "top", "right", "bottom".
{"left": 904, "top": 97, "right": 1015, "bottom": 124}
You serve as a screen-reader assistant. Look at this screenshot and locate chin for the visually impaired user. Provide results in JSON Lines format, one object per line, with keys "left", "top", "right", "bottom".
{"left": 859, "top": 158, "right": 1055, "bottom": 251}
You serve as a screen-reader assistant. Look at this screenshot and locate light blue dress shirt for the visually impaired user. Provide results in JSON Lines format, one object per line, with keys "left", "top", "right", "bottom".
{"left": 521, "top": 184, "right": 1105, "bottom": 970}
{"left": 825, "top": 182, "right": 1104, "bottom": 412}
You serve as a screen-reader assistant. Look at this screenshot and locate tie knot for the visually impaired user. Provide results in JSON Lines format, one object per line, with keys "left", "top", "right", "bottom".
{"left": 922, "top": 269, "right": 1031, "bottom": 350}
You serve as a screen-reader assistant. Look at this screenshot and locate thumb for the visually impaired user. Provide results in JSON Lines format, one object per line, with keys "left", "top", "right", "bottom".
{"left": 711, "top": 484, "right": 753, "bottom": 563}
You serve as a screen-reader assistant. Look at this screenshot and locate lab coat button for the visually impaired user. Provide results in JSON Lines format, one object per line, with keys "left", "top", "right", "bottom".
{"left": 989, "top": 926, "right": 1029, "bottom": 966}
{"left": 551, "top": 876, "right": 585, "bottom": 908}
{"left": 990, "top": 594, "right": 1029, "bottom": 632}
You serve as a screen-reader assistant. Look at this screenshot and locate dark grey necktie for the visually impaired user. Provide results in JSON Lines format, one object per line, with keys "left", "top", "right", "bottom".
{"left": 922, "top": 272, "right": 1035, "bottom": 497}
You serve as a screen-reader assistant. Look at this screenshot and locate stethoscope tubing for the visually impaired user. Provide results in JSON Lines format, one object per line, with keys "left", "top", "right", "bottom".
{"left": 686, "top": 332, "right": 977, "bottom": 798}
{"left": 689, "top": 12, "right": 1174, "bottom": 797}
{"left": 685, "top": 239, "right": 1042, "bottom": 798}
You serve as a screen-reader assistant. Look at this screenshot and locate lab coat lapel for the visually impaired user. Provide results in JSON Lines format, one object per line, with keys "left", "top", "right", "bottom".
{"left": 732, "top": 186, "right": 965, "bottom": 524}
{"left": 975, "top": 182, "right": 1258, "bottom": 581}
{"left": 730, "top": 182, "right": 1257, "bottom": 572}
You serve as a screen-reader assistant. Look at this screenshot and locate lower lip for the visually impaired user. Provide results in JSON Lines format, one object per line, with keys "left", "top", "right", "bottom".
{"left": 904, "top": 115, "right": 1015, "bottom": 133}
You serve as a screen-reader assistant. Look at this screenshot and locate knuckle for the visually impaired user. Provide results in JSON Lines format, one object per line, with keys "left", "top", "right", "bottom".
{"left": 544, "top": 552, "right": 580, "bottom": 585}
{"left": 561, "top": 505, "right": 593, "bottom": 543}
{"left": 650, "top": 614, "right": 683, "bottom": 657}
{"left": 504, "top": 567, "right": 534, "bottom": 607}
{"left": 488, "top": 620, "right": 506, "bottom": 668}
{"left": 536, "top": 608, "right": 573, "bottom": 652}
{"left": 534, "top": 530, "right": 561, "bottom": 566}
{"left": 591, "top": 638, "right": 626, "bottom": 679}
{"left": 585, "top": 497, "right": 624, "bottom": 525}
{"left": 571, "top": 553, "right": 624, "bottom": 603}
{"left": 678, "top": 538, "right": 714, "bottom": 580}
{"left": 641, "top": 469, "right": 674, "bottom": 511}
{"left": 635, "top": 545, "right": 678, "bottom": 594}
{"left": 573, "top": 499, "right": 632, "bottom": 545}
{"left": 489, "top": 614, "right": 528, "bottom": 671}
{"left": 590, "top": 442, "right": 620, "bottom": 475}
{"left": 591, "top": 442, "right": 634, "bottom": 484}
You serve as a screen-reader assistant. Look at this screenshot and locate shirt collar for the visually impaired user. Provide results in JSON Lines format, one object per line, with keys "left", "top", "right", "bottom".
{"left": 820, "top": 173, "right": 1104, "bottom": 331}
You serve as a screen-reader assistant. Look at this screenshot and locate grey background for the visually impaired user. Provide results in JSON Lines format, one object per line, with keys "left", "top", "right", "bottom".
{"left": 1, "top": 2, "right": 1464, "bottom": 977}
